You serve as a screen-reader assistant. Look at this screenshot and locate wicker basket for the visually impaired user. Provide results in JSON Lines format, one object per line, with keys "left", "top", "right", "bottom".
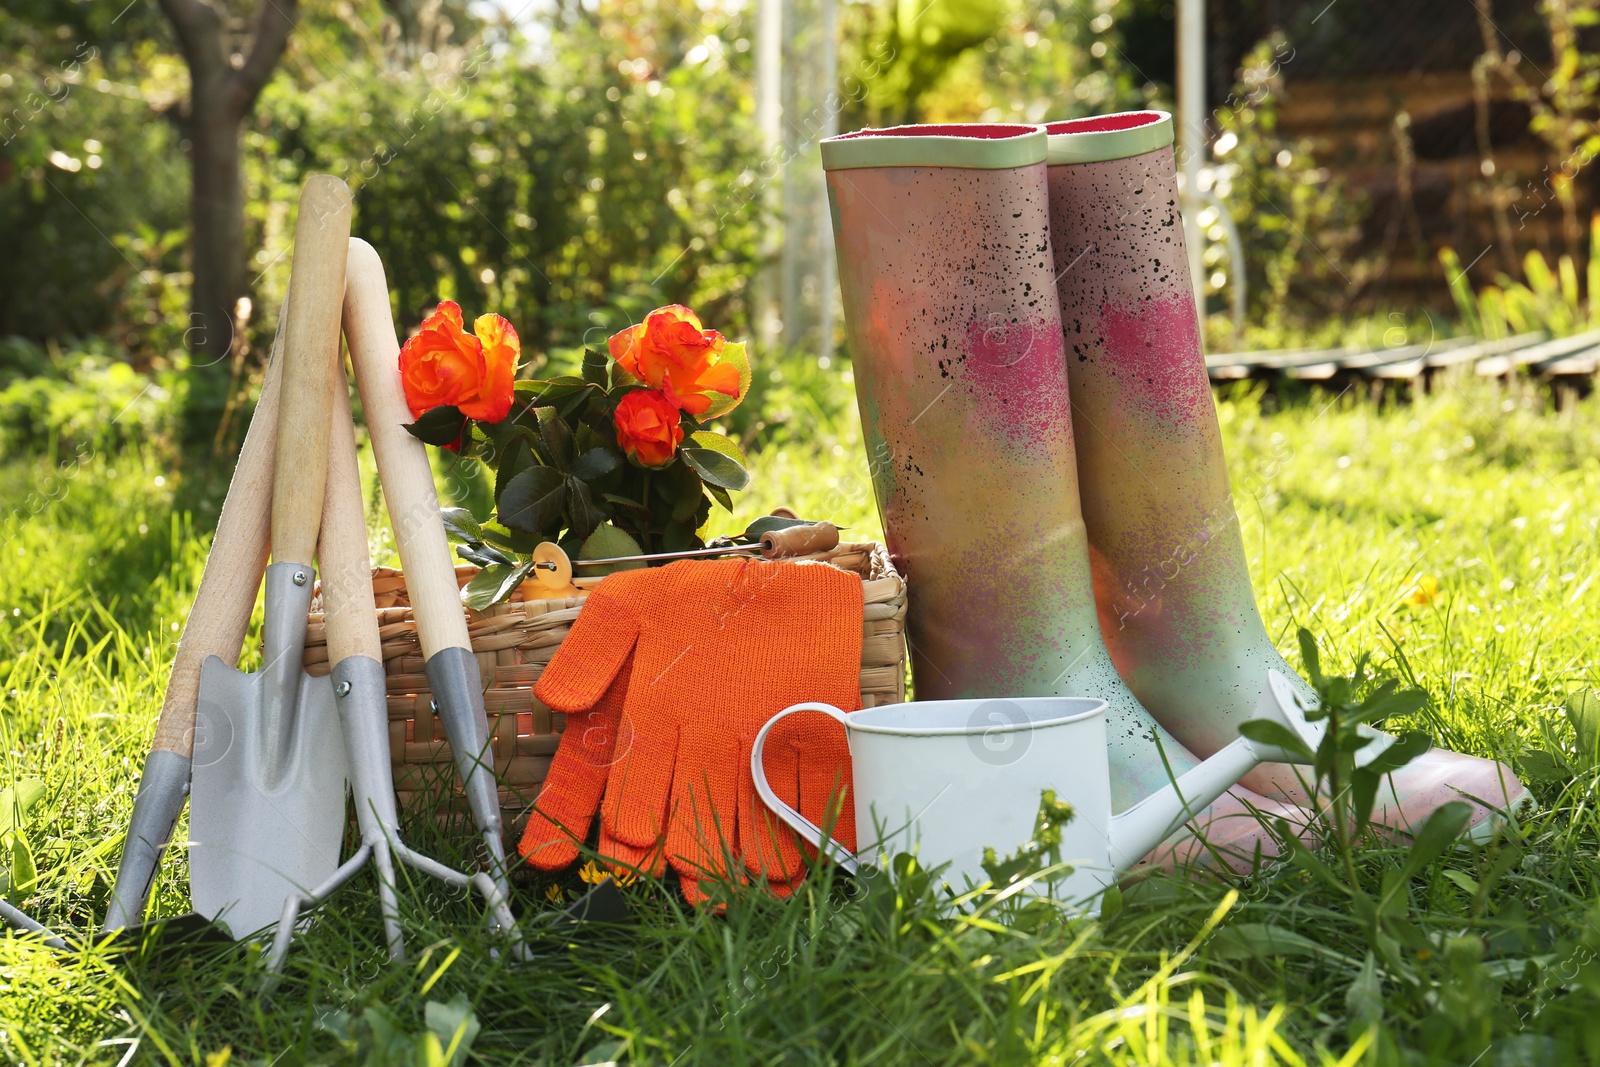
{"left": 301, "top": 541, "right": 907, "bottom": 842}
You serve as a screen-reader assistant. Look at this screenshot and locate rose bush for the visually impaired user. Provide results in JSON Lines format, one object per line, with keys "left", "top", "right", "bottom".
{"left": 402, "top": 302, "right": 760, "bottom": 607}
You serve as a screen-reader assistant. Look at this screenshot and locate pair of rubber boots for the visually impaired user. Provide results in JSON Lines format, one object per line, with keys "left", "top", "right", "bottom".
{"left": 821, "top": 112, "right": 1529, "bottom": 870}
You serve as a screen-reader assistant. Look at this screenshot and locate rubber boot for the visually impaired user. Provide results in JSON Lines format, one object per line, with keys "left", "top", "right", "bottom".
{"left": 822, "top": 122, "right": 1307, "bottom": 872}
{"left": 1041, "top": 111, "right": 1529, "bottom": 840}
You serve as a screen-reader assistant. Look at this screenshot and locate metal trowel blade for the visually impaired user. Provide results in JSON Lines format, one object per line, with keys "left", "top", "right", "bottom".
{"left": 189, "top": 656, "right": 348, "bottom": 939}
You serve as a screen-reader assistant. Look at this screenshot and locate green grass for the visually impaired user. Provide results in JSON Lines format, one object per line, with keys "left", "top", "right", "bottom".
{"left": 4, "top": 370, "right": 1600, "bottom": 1064}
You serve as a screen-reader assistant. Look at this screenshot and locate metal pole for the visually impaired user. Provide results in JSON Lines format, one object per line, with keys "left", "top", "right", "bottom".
{"left": 754, "top": 0, "right": 783, "bottom": 353}
{"left": 817, "top": 0, "right": 838, "bottom": 363}
{"left": 1175, "top": 0, "right": 1207, "bottom": 316}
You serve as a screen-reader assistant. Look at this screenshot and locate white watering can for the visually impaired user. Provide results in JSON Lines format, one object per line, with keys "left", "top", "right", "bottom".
{"left": 751, "top": 670, "right": 1320, "bottom": 908}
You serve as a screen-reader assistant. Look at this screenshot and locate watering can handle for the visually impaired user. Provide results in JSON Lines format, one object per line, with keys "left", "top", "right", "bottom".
{"left": 750, "top": 703, "right": 861, "bottom": 875}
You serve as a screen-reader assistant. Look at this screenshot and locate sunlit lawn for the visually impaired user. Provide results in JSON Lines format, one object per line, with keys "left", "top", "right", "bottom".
{"left": 2, "top": 367, "right": 1600, "bottom": 1064}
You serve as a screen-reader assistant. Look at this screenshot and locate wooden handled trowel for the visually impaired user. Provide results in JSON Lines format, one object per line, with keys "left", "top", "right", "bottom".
{"left": 187, "top": 174, "right": 353, "bottom": 939}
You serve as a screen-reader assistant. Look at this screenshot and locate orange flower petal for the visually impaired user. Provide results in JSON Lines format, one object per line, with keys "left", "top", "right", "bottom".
{"left": 614, "top": 389, "right": 683, "bottom": 467}
{"left": 432, "top": 300, "right": 465, "bottom": 330}
{"left": 460, "top": 313, "right": 519, "bottom": 422}
{"left": 608, "top": 323, "right": 646, "bottom": 379}
{"left": 690, "top": 361, "right": 742, "bottom": 398}
{"left": 645, "top": 304, "right": 702, "bottom": 332}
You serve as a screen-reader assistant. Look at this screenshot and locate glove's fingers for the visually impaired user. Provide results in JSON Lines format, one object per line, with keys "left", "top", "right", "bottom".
{"left": 678, "top": 873, "right": 705, "bottom": 907}
{"left": 739, "top": 734, "right": 805, "bottom": 883}
{"left": 600, "top": 705, "right": 679, "bottom": 851}
{"left": 791, "top": 718, "right": 857, "bottom": 858}
{"left": 598, "top": 823, "right": 666, "bottom": 878}
{"left": 518, "top": 658, "right": 632, "bottom": 869}
{"left": 533, "top": 580, "right": 643, "bottom": 712}
{"left": 766, "top": 874, "right": 803, "bottom": 900}
{"left": 667, "top": 727, "right": 745, "bottom": 890}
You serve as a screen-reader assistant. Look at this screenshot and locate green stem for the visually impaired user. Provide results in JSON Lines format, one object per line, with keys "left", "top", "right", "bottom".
{"left": 640, "top": 470, "right": 653, "bottom": 553}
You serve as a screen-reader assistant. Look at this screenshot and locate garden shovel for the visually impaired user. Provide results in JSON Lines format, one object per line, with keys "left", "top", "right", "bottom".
{"left": 187, "top": 174, "right": 353, "bottom": 939}
{"left": 100, "top": 310, "right": 286, "bottom": 937}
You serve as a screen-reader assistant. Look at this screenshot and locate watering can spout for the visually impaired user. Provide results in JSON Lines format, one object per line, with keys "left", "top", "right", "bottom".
{"left": 1106, "top": 670, "right": 1315, "bottom": 872}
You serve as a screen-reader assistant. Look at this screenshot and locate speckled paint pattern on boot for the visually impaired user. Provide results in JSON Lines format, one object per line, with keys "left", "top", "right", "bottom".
{"left": 825, "top": 124, "right": 1246, "bottom": 817}
{"left": 1044, "top": 111, "right": 1528, "bottom": 831}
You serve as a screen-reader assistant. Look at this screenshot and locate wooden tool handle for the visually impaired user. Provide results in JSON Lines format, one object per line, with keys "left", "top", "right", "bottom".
{"left": 272, "top": 174, "right": 353, "bottom": 566}
{"left": 318, "top": 363, "right": 383, "bottom": 665}
{"left": 150, "top": 304, "right": 287, "bottom": 756}
{"left": 343, "top": 238, "right": 472, "bottom": 658}
{"left": 760, "top": 522, "right": 839, "bottom": 558}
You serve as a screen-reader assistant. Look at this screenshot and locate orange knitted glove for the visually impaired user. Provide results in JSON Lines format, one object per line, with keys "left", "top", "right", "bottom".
{"left": 521, "top": 558, "right": 862, "bottom": 903}
{"left": 518, "top": 651, "right": 633, "bottom": 870}
{"left": 520, "top": 568, "right": 654, "bottom": 871}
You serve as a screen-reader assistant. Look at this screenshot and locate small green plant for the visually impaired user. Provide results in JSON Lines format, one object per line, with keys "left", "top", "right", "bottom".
{"left": 1513, "top": 689, "right": 1600, "bottom": 784}
{"left": 1441, "top": 213, "right": 1600, "bottom": 340}
{"left": 0, "top": 778, "right": 45, "bottom": 903}
{"left": 316, "top": 995, "right": 481, "bottom": 1067}
{"left": 1239, "top": 630, "right": 1482, "bottom": 995}
{"left": 1241, "top": 629, "right": 1434, "bottom": 856}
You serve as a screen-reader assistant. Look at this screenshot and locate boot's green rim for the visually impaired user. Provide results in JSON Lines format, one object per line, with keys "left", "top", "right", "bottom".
{"left": 1044, "top": 111, "right": 1173, "bottom": 165}
{"left": 821, "top": 123, "right": 1046, "bottom": 171}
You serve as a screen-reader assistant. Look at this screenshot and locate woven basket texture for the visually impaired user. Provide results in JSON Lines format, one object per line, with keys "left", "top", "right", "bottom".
{"left": 301, "top": 541, "right": 907, "bottom": 840}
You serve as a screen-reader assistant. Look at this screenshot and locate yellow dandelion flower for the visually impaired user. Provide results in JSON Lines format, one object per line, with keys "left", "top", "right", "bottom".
{"left": 1401, "top": 573, "right": 1439, "bottom": 608}
{"left": 544, "top": 883, "right": 566, "bottom": 904}
{"left": 609, "top": 865, "right": 639, "bottom": 887}
{"left": 578, "top": 860, "right": 606, "bottom": 885}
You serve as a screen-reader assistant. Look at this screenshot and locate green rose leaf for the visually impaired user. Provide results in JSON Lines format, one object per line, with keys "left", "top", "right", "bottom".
{"left": 569, "top": 446, "right": 620, "bottom": 482}
{"left": 403, "top": 405, "right": 467, "bottom": 447}
{"left": 566, "top": 476, "right": 605, "bottom": 539}
{"left": 440, "top": 507, "right": 483, "bottom": 544}
{"left": 577, "top": 523, "right": 647, "bottom": 577}
{"left": 659, "top": 460, "right": 703, "bottom": 522}
{"left": 536, "top": 406, "right": 575, "bottom": 470}
{"left": 455, "top": 542, "right": 513, "bottom": 568}
{"left": 680, "top": 447, "right": 749, "bottom": 491}
{"left": 706, "top": 483, "right": 734, "bottom": 512}
{"left": 582, "top": 347, "right": 610, "bottom": 387}
{"left": 462, "top": 561, "right": 535, "bottom": 611}
{"left": 686, "top": 430, "right": 747, "bottom": 468}
{"left": 477, "top": 520, "right": 542, "bottom": 554}
{"left": 699, "top": 341, "right": 752, "bottom": 421}
{"left": 601, "top": 492, "right": 651, "bottom": 520}
{"left": 744, "top": 515, "right": 815, "bottom": 539}
{"left": 494, "top": 436, "right": 535, "bottom": 504}
{"left": 610, "top": 359, "right": 642, "bottom": 390}
{"left": 661, "top": 519, "right": 698, "bottom": 552}
{"left": 516, "top": 378, "right": 598, "bottom": 420}
{"left": 498, "top": 466, "right": 567, "bottom": 533}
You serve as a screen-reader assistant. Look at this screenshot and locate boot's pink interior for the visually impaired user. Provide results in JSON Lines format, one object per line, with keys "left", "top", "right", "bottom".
{"left": 834, "top": 124, "right": 1037, "bottom": 140}
{"left": 1044, "top": 113, "right": 1164, "bottom": 136}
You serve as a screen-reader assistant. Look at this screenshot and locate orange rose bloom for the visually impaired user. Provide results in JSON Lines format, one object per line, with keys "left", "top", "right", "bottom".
{"left": 614, "top": 389, "right": 683, "bottom": 468}
{"left": 607, "top": 305, "right": 740, "bottom": 415}
{"left": 399, "top": 301, "right": 518, "bottom": 423}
